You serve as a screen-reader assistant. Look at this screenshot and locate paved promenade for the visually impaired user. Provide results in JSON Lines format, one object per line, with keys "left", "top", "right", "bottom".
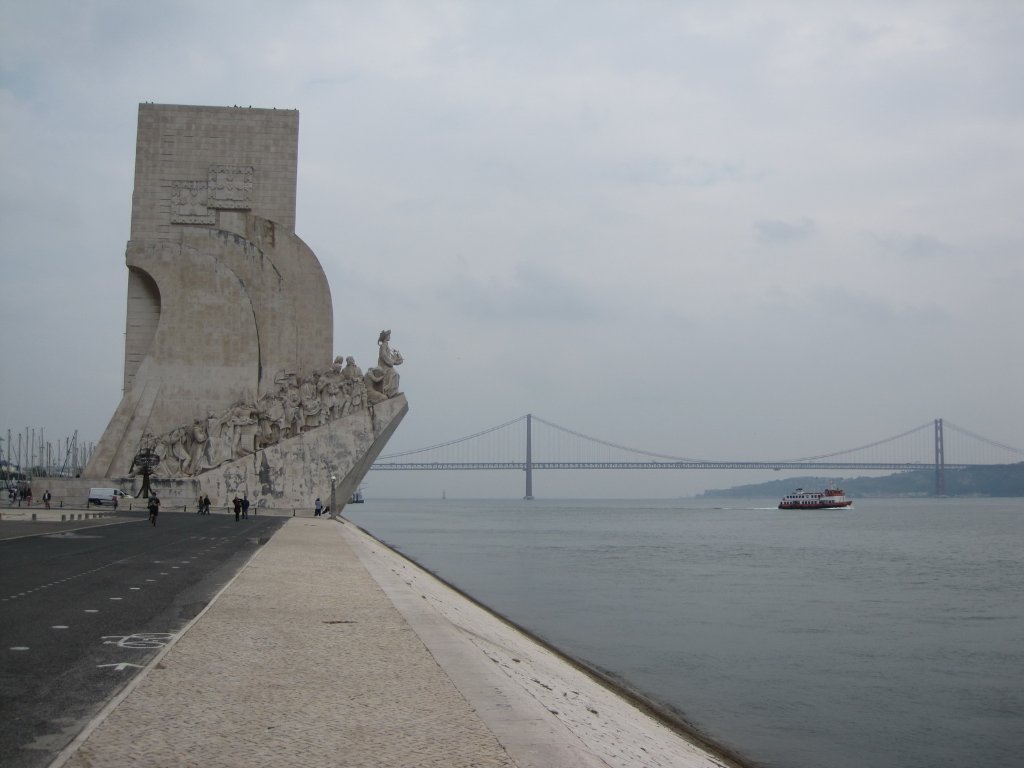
{"left": 51, "top": 516, "right": 738, "bottom": 768}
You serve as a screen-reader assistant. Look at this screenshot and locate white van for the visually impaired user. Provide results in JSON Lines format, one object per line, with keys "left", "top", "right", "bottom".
{"left": 88, "top": 488, "right": 132, "bottom": 506}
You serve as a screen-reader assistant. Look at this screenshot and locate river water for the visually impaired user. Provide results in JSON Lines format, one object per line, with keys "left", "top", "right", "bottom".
{"left": 345, "top": 497, "right": 1023, "bottom": 768}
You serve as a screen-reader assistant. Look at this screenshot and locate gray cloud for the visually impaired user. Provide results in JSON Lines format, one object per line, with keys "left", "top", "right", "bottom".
{"left": 870, "top": 232, "right": 957, "bottom": 261}
{"left": 441, "top": 261, "right": 603, "bottom": 323}
{"left": 754, "top": 218, "right": 817, "bottom": 245}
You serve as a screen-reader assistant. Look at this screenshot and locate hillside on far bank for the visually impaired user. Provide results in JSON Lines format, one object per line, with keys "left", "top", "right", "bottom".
{"left": 698, "top": 463, "right": 1024, "bottom": 498}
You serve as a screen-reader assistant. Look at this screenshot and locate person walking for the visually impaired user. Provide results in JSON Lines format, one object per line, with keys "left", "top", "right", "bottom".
{"left": 232, "top": 495, "right": 242, "bottom": 522}
{"left": 42, "top": 490, "right": 52, "bottom": 509}
{"left": 314, "top": 497, "right": 323, "bottom": 517}
{"left": 147, "top": 494, "right": 160, "bottom": 526}
{"left": 203, "top": 494, "right": 211, "bottom": 515}
{"left": 241, "top": 495, "right": 250, "bottom": 519}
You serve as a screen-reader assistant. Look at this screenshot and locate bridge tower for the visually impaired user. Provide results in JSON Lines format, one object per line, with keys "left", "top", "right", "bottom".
{"left": 524, "top": 413, "right": 534, "bottom": 500}
{"left": 934, "top": 418, "right": 946, "bottom": 496}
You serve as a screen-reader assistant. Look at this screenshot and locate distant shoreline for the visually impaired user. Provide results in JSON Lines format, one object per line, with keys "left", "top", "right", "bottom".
{"left": 698, "top": 463, "right": 1024, "bottom": 498}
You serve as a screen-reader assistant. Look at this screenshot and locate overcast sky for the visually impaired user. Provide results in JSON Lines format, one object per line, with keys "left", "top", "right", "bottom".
{"left": 2, "top": 1, "right": 1022, "bottom": 498}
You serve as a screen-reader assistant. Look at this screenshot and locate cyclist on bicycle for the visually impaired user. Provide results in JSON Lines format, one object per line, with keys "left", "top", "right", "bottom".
{"left": 147, "top": 494, "right": 160, "bottom": 526}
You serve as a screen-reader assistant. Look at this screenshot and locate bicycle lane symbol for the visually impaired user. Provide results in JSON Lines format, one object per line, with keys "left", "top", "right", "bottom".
{"left": 97, "top": 633, "right": 177, "bottom": 671}
{"left": 101, "top": 633, "right": 176, "bottom": 649}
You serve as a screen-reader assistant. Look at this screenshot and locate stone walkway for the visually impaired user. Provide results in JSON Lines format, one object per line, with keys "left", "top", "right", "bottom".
{"left": 52, "top": 517, "right": 738, "bottom": 768}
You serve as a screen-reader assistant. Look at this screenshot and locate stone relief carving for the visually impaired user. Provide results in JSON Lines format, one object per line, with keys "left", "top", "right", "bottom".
{"left": 145, "top": 332, "right": 404, "bottom": 478}
{"left": 208, "top": 165, "right": 253, "bottom": 209}
{"left": 171, "top": 164, "right": 254, "bottom": 225}
{"left": 170, "top": 180, "right": 215, "bottom": 224}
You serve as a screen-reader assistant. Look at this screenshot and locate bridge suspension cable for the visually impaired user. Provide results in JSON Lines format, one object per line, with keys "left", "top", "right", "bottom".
{"left": 944, "top": 421, "right": 1024, "bottom": 458}
{"left": 783, "top": 421, "right": 935, "bottom": 463}
{"left": 531, "top": 415, "right": 704, "bottom": 462}
{"left": 378, "top": 415, "right": 525, "bottom": 459}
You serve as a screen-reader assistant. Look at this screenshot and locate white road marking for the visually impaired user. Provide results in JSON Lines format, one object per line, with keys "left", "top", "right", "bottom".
{"left": 102, "top": 633, "right": 175, "bottom": 649}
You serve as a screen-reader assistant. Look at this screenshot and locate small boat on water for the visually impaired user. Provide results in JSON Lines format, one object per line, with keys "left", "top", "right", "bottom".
{"left": 778, "top": 486, "right": 852, "bottom": 509}
{"left": 349, "top": 488, "right": 365, "bottom": 504}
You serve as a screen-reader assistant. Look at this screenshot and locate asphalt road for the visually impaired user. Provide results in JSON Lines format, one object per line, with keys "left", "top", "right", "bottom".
{"left": 0, "top": 511, "right": 287, "bottom": 768}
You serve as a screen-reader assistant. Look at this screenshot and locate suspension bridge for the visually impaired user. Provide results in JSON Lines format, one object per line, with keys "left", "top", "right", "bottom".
{"left": 372, "top": 416, "right": 1024, "bottom": 498}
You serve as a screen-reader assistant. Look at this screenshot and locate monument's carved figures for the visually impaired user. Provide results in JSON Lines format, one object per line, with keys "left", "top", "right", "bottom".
{"left": 377, "top": 329, "right": 404, "bottom": 398}
{"left": 341, "top": 356, "right": 362, "bottom": 381}
{"left": 255, "top": 390, "right": 284, "bottom": 449}
{"left": 143, "top": 337, "right": 402, "bottom": 478}
{"left": 188, "top": 419, "right": 208, "bottom": 475}
{"left": 318, "top": 375, "right": 339, "bottom": 420}
{"left": 168, "top": 427, "right": 191, "bottom": 475}
{"left": 363, "top": 367, "right": 387, "bottom": 404}
{"left": 300, "top": 375, "right": 323, "bottom": 430}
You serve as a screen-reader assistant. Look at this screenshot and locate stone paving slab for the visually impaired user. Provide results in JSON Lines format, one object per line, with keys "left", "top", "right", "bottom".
{"left": 53, "top": 517, "right": 740, "bottom": 768}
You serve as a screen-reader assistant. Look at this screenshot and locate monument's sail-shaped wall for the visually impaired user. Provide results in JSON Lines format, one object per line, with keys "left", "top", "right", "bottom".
{"left": 84, "top": 104, "right": 406, "bottom": 509}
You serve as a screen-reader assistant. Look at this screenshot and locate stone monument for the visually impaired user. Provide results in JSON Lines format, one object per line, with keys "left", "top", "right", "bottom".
{"left": 82, "top": 103, "right": 407, "bottom": 510}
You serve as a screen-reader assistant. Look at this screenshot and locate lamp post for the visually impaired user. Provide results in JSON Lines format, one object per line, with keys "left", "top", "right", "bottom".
{"left": 330, "top": 475, "right": 337, "bottom": 520}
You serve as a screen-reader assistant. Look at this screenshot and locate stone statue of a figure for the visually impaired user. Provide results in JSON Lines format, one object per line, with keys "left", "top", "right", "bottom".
{"left": 377, "top": 329, "right": 403, "bottom": 398}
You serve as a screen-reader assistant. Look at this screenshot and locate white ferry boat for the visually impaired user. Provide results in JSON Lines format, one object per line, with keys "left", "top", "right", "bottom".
{"left": 778, "top": 486, "right": 853, "bottom": 509}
